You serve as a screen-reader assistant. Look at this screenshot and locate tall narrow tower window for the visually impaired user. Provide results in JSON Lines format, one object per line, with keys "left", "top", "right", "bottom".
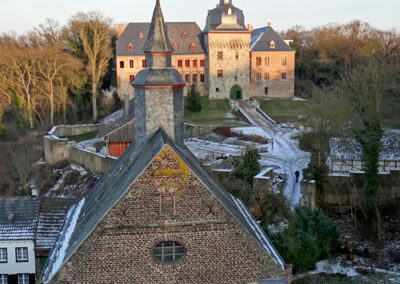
{"left": 227, "top": 8, "right": 232, "bottom": 15}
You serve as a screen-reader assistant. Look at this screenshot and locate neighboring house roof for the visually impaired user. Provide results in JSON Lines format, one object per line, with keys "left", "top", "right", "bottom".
{"left": 117, "top": 22, "right": 205, "bottom": 56}
{"left": 0, "top": 197, "right": 75, "bottom": 247}
{"left": 36, "top": 198, "right": 77, "bottom": 251}
{"left": 251, "top": 26, "right": 295, "bottom": 52}
{"left": 0, "top": 197, "right": 40, "bottom": 241}
{"left": 42, "top": 129, "right": 285, "bottom": 282}
{"left": 329, "top": 137, "right": 400, "bottom": 161}
{"left": 98, "top": 100, "right": 135, "bottom": 142}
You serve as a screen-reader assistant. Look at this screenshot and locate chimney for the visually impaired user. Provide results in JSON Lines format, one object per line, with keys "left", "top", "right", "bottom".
{"left": 247, "top": 24, "right": 254, "bottom": 33}
{"left": 118, "top": 24, "right": 125, "bottom": 37}
{"left": 124, "top": 94, "right": 129, "bottom": 117}
{"left": 268, "top": 22, "right": 272, "bottom": 27}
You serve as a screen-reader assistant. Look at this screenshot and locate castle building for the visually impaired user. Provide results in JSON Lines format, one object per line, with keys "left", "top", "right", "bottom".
{"left": 41, "top": 1, "right": 289, "bottom": 283}
{"left": 116, "top": 0, "right": 295, "bottom": 100}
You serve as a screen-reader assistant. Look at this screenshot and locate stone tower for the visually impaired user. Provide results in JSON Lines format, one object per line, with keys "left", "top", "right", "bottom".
{"left": 132, "top": 0, "right": 186, "bottom": 143}
{"left": 203, "top": 0, "right": 251, "bottom": 100}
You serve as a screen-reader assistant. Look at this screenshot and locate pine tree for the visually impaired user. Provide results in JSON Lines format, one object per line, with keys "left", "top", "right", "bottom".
{"left": 186, "top": 84, "right": 202, "bottom": 120}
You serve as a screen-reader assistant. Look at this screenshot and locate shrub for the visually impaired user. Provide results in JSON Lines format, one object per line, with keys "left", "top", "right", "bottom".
{"left": 232, "top": 148, "right": 261, "bottom": 186}
{"left": 270, "top": 206, "right": 340, "bottom": 273}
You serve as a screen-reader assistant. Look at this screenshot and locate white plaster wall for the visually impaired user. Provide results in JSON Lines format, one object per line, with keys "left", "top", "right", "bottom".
{"left": 0, "top": 240, "right": 35, "bottom": 274}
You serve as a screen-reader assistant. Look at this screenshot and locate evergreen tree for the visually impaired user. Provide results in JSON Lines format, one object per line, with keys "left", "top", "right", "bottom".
{"left": 186, "top": 84, "right": 202, "bottom": 120}
{"left": 232, "top": 148, "right": 261, "bottom": 186}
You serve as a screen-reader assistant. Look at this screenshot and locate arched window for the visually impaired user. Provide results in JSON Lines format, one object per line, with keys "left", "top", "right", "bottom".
{"left": 270, "top": 40, "right": 275, "bottom": 49}
{"left": 173, "top": 43, "right": 178, "bottom": 50}
{"left": 191, "top": 43, "right": 196, "bottom": 51}
{"left": 182, "top": 32, "right": 187, "bottom": 39}
{"left": 152, "top": 241, "right": 185, "bottom": 264}
{"left": 139, "top": 32, "right": 144, "bottom": 39}
{"left": 227, "top": 8, "right": 232, "bottom": 15}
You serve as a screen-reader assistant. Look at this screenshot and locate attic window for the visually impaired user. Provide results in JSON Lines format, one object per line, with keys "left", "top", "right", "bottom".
{"left": 7, "top": 213, "right": 15, "bottom": 222}
{"left": 191, "top": 43, "right": 196, "bottom": 51}
{"left": 128, "top": 44, "right": 133, "bottom": 51}
{"left": 182, "top": 32, "right": 187, "bottom": 39}
{"left": 227, "top": 8, "right": 232, "bottom": 15}
{"left": 153, "top": 241, "right": 185, "bottom": 264}
{"left": 270, "top": 40, "right": 276, "bottom": 49}
{"left": 173, "top": 43, "right": 178, "bottom": 50}
{"left": 139, "top": 32, "right": 144, "bottom": 39}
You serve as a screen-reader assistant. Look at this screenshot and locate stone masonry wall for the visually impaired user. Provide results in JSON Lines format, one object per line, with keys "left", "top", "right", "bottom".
{"left": 205, "top": 32, "right": 251, "bottom": 100}
{"left": 51, "top": 145, "right": 286, "bottom": 284}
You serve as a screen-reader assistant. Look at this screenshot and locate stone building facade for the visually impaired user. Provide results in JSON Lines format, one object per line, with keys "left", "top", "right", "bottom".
{"left": 42, "top": 1, "right": 289, "bottom": 283}
{"left": 116, "top": 0, "right": 295, "bottom": 100}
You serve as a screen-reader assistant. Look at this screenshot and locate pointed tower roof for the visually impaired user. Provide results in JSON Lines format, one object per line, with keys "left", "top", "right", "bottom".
{"left": 143, "top": 0, "right": 173, "bottom": 53}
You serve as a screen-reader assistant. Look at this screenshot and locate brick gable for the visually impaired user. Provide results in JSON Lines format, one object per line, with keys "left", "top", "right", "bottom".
{"left": 50, "top": 145, "right": 285, "bottom": 283}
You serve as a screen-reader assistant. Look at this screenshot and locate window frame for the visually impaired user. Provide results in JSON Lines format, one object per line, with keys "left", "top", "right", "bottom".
{"left": 217, "top": 51, "right": 223, "bottom": 60}
{"left": 264, "top": 72, "right": 270, "bottom": 80}
{"left": 152, "top": 241, "right": 185, "bottom": 265}
{"left": 142, "top": 59, "right": 146, "bottom": 68}
{"left": 282, "top": 56, "right": 287, "bottom": 66}
{"left": 265, "top": 87, "right": 269, "bottom": 95}
{"left": 17, "top": 274, "right": 29, "bottom": 284}
{"left": 0, "top": 248, "right": 7, "bottom": 263}
{"left": 217, "top": 69, "right": 223, "bottom": 78}
{"left": 192, "top": 74, "right": 197, "bottom": 84}
{"left": 119, "top": 61, "right": 125, "bottom": 69}
{"left": 0, "top": 274, "right": 8, "bottom": 284}
{"left": 200, "top": 60, "right": 205, "bottom": 67}
{"left": 281, "top": 72, "right": 287, "bottom": 80}
{"left": 265, "top": 57, "right": 270, "bottom": 66}
{"left": 200, "top": 74, "right": 205, "bottom": 83}
{"left": 139, "top": 32, "right": 144, "bottom": 39}
{"left": 129, "top": 75, "right": 135, "bottom": 83}
{"left": 129, "top": 59, "right": 134, "bottom": 69}
{"left": 128, "top": 44, "right": 133, "bottom": 51}
{"left": 191, "top": 43, "right": 196, "bottom": 51}
{"left": 15, "top": 247, "right": 28, "bottom": 263}
{"left": 256, "top": 72, "right": 262, "bottom": 81}
{"left": 185, "top": 60, "right": 190, "bottom": 68}
{"left": 185, "top": 74, "right": 190, "bottom": 83}
{"left": 178, "top": 60, "right": 183, "bottom": 68}
{"left": 256, "top": 57, "right": 262, "bottom": 67}
{"left": 192, "top": 60, "right": 197, "bottom": 68}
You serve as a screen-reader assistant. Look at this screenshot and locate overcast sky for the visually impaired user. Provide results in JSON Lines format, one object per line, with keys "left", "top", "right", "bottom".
{"left": 1, "top": 0, "right": 399, "bottom": 34}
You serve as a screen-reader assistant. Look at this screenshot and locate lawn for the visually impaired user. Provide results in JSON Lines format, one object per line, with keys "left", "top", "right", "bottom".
{"left": 62, "top": 131, "right": 98, "bottom": 142}
{"left": 184, "top": 96, "right": 247, "bottom": 126}
{"left": 259, "top": 99, "right": 310, "bottom": 122}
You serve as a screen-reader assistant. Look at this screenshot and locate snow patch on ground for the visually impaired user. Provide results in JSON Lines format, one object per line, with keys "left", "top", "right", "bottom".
{"left": 311, "top": 257, "right": 359, "bottom": 277}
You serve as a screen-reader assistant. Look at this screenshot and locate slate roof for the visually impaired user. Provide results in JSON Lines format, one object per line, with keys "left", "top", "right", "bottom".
{"left": 251, "top": 26, "right": 295, "bottom": 52}
{"left": 330, "top": 138, "right": 400, "bottom": 161}
{"left": 0, "top": 197, "right": 75, "bottom": 248}
{"left": 204, "top": 1, "right": 247, "bottom": 32}
{"left": 42, "top": 129, "right": 285, "bottom": 283}
{"left": 36, "top": 198, "right": 77, "bottom": 251}
{"left": 116, "top": 22, "right": 205, "bottom": 56}
{"left": 143, "top": 0, "right": 173, "bottom": 53}
{"left": 98, "top": 99, "right": 135, "bottom": 140}
{"left": 0, "top": 197, "right": 39, "bottom": 241}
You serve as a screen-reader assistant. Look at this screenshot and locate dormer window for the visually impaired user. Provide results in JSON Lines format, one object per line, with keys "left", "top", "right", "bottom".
{"left": 128, "top": 44, "right": 133, "bottom": 51}
{"left": 270, "top": 40, "right": 276, "bottom": 49}
{"left": 173, "top": 43, "right": 178, "bottom": 50}
{"left": 191, "top": 43, "right": 196, "bottom": 51}
{"left": 139, "top": 32, "right": 144, "bottom": 39}
{"left": 182, "top": 32, "right": 187, "bottom": 39}
{"left": 227, "top": 8, "right": 232, "bottom": 15}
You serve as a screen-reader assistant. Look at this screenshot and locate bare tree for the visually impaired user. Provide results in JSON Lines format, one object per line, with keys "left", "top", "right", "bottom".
{"left": 65, "top": 12, "right": 114, "bottom": 121}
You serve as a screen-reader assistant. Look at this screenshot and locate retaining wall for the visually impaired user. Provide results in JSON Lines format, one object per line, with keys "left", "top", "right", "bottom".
{"left": 324, "top": 169, "right": 400, "bottom": 206}
{"left": 70, "top": 147, "right": 117, "bottom": 174}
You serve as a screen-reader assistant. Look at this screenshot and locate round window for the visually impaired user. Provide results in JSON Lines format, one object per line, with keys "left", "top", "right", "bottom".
{"left": 152, "top": 241, "right": 185, "bottom": 264}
